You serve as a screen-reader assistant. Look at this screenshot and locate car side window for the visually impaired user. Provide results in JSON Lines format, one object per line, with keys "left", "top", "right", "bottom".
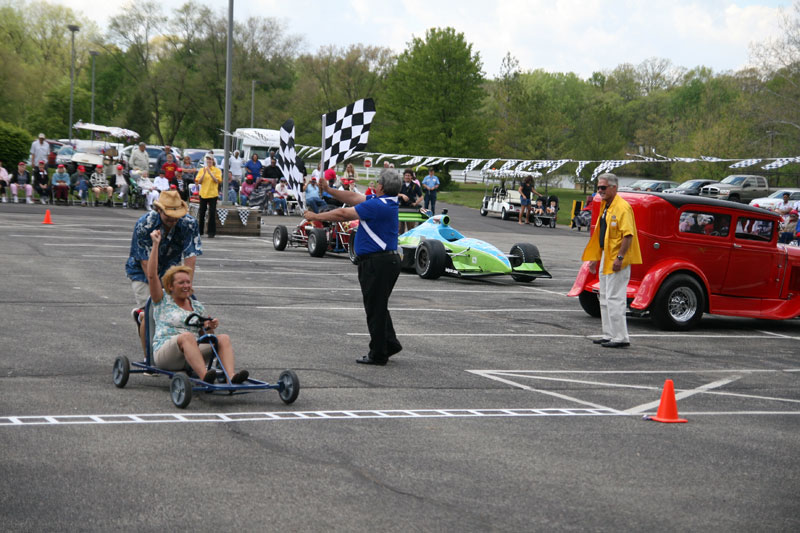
{"left": 735, "top": 217, "right": 774, "bottom": 242}
{"left": 678, "top": 211, "right": 730, "bottom": 237}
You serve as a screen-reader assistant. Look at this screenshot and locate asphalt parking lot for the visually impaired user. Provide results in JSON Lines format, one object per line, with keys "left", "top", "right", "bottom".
{"left": 1, "top": 202, "right": 799, "bottom": 531}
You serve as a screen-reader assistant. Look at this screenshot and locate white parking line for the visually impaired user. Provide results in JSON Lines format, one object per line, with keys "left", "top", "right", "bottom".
{"left": 11, "top": 235, "right": 129, "bottom": 241}
{"left": 348, "top": 332, "right": 792, "bottom": 338}
{"left": 197, "top": 286, "right": 535, "bottom": 294}
{"left": 256, "top": 306, "right": 581, "bottom": 312}
{"left": 624, "top": 377, "right": 742, "bottom": 414}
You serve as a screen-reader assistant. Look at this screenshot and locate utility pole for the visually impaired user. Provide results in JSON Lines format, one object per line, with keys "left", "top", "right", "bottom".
{"left": 67, "top": 24, "right": 80, "bottom": 144}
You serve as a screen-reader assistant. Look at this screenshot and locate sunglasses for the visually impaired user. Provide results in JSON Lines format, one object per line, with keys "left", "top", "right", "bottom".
{"left": 597, "top": 185, "right": 613, "bottom": 191}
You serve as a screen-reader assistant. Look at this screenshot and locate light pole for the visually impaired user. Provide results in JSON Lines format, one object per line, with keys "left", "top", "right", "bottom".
{"left": 67, "top": 24, "right": 80, "bottom": 144}
{"left": 222, "top": 0, "right": 233, "bottom": 203}
{"left": 89, "top": 50, "right": 99, "bottom": 123}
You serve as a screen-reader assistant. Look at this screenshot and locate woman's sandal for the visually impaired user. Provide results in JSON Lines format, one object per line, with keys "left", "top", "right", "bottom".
{"left": 231, "top": 370, "right": 250, "bottom": 384}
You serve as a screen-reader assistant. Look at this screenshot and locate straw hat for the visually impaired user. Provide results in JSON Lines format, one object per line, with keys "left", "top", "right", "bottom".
{"left": 153, "top": 190, "right": 188, "bottom": 218}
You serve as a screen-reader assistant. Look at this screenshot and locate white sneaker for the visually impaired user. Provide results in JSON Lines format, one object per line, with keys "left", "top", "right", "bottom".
{"left": 123, "top": 202, "right": 128, "bottom": 208}
{"left": 26, "top": 198, "right": 33, "bottom": 204}
{"left": 13, "top": 197, "right": 18, "bottom": 203}
{"left": 40, "top": 198, "right": 46, "bottom": 205}
{"left": 1, "top": 197, "right": 6, "bottom": 203}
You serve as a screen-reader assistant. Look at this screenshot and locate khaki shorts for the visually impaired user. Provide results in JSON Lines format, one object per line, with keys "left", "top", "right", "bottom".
{"left": 154, "top": 335, "right": 214, "bottom": 370}
{"left": 131, "top": 280, "right": 151, "bottom": 309}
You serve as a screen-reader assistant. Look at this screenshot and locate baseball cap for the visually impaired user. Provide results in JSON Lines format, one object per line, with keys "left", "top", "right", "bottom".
{"left": 176, "top": 167, "right": 183, "bottom": 172}
{"left": 310, "top": 176, "right": 317, "bottom": 181}
{"left": 324, "top": 168, "right": 336, "bottom": 181}
{"left": 38, "top": 160, "right": 45, "bottom": 164}
{"left": 280, "top": 177, "right": 287, "bottom": 181}
{"left": 58, "top": 164, "right": 65, "bottom": 168}
{"left": 78, "top": 165, "right": 85, "bottom": 171}
{"left": 18, "top": 161, "right": 25, "bottom": 166}
{"left": 97, "top": 164, "right": 103, "bottom": 169}
{"left": 38, "top": 133, "right": 45, "bottom": 139}
{"left": 117, "top": 164, "right": 123, "bottom": 170}
{"left": 791, "top": 209, "right": 799, "bottom": 215}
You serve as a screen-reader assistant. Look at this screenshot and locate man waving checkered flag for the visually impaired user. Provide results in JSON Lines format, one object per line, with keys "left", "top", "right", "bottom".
{"left": 276, "top": 118, "right": 305, "bottom": 209}
{"left": 322, "top": 98, "right": 376, "bottom": 170}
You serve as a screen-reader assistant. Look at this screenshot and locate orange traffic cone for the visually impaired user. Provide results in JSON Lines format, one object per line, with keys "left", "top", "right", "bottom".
{"left": 42, "top": 209, "right": 53, "bottom": 225}
{"left": 645, "top": 379, "right": 687, "bottom": 423}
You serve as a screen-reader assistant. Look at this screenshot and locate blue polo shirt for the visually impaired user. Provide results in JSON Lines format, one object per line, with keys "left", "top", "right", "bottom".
{"left": 125, "top": 211, "right": 202, "bottom": 282}
{"left": 354, "top": 195, "right": 399, "bottom": 256}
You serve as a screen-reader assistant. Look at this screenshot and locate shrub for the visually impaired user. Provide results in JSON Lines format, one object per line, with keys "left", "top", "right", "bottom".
{"left": 0, "top": 120, "right": 32, "bottom": 171}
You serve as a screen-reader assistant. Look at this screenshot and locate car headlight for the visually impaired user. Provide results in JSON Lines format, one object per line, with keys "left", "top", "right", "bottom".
{"left": 718, "top": 190, "right": 730, "bottom": 196}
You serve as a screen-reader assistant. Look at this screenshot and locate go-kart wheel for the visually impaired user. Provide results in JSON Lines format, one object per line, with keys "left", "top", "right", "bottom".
{"left": 112, "top": 356, "right": 130, "bottom": 388}
{"left": 578, "top": 290, "right": 601, "bottom": 318}
{"left": 415, "top": 239, "right": 447, "bottom": 279}
{"left": 170, "top": 374, "right": 193, "bottom": 408}
{"left": 509, "top": 243, "right": 540, "bottom": 283}
{"left": 347, "top": 229, "right": 358, "bottom": 264}
{"left": 273, "top": 225, "right": 288, "bottom": 250}
{"left": 278, "top": 370, "right": 300, "bottom": 404}
{"left": 308, "top": 228, "right": 327, "bottom": 257}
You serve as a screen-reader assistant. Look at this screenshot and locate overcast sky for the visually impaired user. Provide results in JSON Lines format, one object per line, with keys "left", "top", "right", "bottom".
{"left": 52, "top": 0, "right": 790, "bottom": 78}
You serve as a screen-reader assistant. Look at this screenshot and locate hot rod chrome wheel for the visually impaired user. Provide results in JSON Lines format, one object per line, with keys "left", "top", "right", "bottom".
{"left": 651, "top": 274, "right": 705, "bottom": 331}
{"left": 667, "top": 286, "right": 698, "bottom": 322}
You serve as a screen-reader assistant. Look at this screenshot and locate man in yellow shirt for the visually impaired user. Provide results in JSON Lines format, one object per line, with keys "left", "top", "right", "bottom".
{"left": 580, "top": 173, "right": 642, "bottom": 348}
{"left": 195, "top": 154, "right": 222, "bottom": 238}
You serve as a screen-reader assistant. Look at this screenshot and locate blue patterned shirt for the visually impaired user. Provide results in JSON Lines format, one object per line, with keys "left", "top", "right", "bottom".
{"left": 125, "top": 211, "right": 202, "bottom": 282}
{"left": 152, "top": 291, "right": 207, "bottom": 354}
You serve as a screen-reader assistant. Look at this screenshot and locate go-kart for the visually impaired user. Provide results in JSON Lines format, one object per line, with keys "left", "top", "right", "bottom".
{"left": 273, "top": 218, "right": 360, "bottom": 263}
{"left": 397, "top": 211, "right": 551, "bottom": 282}
{"left": 113, "top": 300, "right": 299, "bottom": 408}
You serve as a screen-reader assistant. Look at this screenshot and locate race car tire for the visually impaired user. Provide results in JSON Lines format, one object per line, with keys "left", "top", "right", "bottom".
{"left": 308, "top": 228, "right": 328, "bottom": 257}
{"left": 578, "top": 291, "right": 601, "bottom": 318}
{"left": 650, "top": 273, "right": 705, "bottom": 331}
{"left": 347, "top": 229, "right": 357, "bottom": 264}
{"left": 273, "top": 225, "right": 288, "bottom": 250}
{"left": 509, "top": 243, "right": 540, "bottom": 283}
{"left": 415, "top": 239, "right": 447, "bottom": 279}
{"left": 398, "top": 247, "right": 416, "bottom": 270}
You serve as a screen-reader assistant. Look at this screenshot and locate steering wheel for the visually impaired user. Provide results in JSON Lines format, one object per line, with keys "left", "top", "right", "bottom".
{"left": 184, "top": 313, "right": 213, "bottom": 328}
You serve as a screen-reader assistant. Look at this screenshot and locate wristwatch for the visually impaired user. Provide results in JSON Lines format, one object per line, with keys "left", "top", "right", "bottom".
{"left": 616, "top": 255, "right": 624, "bottom": 260}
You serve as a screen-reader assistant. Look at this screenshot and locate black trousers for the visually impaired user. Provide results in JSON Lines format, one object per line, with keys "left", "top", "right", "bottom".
{"left": 357, "top": 253, "right": 402, "bottom": 359}
{"left": 198, "top": 197, "right": 217, "bottom": 237}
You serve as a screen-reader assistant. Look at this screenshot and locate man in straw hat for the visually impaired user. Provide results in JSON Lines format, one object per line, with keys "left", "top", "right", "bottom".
{"left": 126, "top": 189, "right": 202, "bottom": 350}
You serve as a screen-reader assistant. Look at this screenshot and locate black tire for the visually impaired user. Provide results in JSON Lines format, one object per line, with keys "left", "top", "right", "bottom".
{"left": 650, "top": 274, "right": 705, "bottom": 331}
{"left": 112, "top": 356, "right": 130, "bottom": 388}
{"left": 579, "top": 291, "right": 601, "bottom": 318}
{"left": 501, "top": 207, "right": 508, "bottom": 220}
{"left": 549, "top": 217, "right": 556, "bottom": 228}
{"left": 170, "top": 374, "right": 193, "bottom": 408}
{"left": 728, "top": 194, "right": 740, "bottom": 203}
{"left": 347, "top": 230, "right": 358, "bottom": 264}
{"left": 533, "top": 216, "right": 543, "bottom": 227}
{"left": 273, "top": 225, "right": 288, "bottom": 250}
{"left": 278, "top": 370, "right": 300, "bottom": 404}
{"left": 480, "top": 206, "right": 488, "bottom": 216}
{"left": 307, "top": 227, "right": 328, "bottom": 257}
{"left": 509, "top": 243, "right": 540, "bottom": 283}
{"left": 415, "top": 239, "right": 447, "bottom": 279}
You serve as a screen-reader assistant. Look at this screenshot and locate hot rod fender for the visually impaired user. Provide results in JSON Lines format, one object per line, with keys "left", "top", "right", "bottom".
{"left": 567, "top": 262, "right": 596, "bottom": 297}
{"left": 630, "top": 260, "right": 710, "bottom": 311}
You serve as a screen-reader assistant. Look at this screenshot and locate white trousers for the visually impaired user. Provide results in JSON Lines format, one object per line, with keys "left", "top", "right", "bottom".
{"left": 598, "top": 259, "right": 631, "bottom": 343}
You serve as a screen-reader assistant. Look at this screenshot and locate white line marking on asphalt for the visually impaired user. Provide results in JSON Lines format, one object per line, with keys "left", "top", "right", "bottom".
{"left": 756, "top": 329, "right": 800, "bottom": 339}
{"left": 519, "top": 286, "right": 568, "bottom": 296}
{"left": 468, "top": 369, "right": 800, "bottom": 374}
{"left": 0, "top": 407, "right": 622, "bottom": 427}
{"left": 11, "top": 234, "right": 129, "bottom": 241}
{"left": 490, "top": 372, "right": 660, "bottom": 391}
{"left": 348, "top": 332, "right": 790, "bottom": 338}
{"left": 197, "top": 286, "right": 532, "bottom": 294}
{"left": 44, "top": 244, "right": 131, "bottom": 248}
{"left": 466, "top": 370, "right": 618, "bottom": 411}
{"left": 625, "top": 376, "right": 742, "bottom": 414}
{"left": 200, "top": 270, "right": 356, "bottom": 276}
{"left": 256, "top": 306, "right": 581, "bottom": 312}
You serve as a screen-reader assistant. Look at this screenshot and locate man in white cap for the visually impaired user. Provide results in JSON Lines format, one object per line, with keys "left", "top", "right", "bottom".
{"left": 30, "top": 134, "right": 50, "bottom": 168}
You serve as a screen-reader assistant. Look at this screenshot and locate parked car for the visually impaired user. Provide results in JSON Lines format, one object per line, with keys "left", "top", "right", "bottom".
{"left": 662, "top": 179, "right": 718, "bottom": 196}
{"left": 699, "top": 174, "right": 770, "bottom": 203}
{"left": 619, "top": 179, "right": 680, "bottom": 192}
{"left": 568, "top": 192, "right": 800, "bottom": 330}
{"left": 121, "top": 145, "right": 180, "bottom": 174}
{"left": 748, "top": 189, "right": 800, "bottom": 210}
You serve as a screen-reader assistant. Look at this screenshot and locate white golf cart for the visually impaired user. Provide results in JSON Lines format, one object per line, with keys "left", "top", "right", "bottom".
{"left": 69, "top": 121, "right": 140, "bottom": 173}
{"left": 479, "top": 169, "right": 542, "bottom": 220}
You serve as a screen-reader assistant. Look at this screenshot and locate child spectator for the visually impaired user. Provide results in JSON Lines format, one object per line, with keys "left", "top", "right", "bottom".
{"left": 533, "top": 198, "right": 545, "bottom": 216}
{"left": 239, "top": 174, "right": 255, "bottom": 206}
{"left": 73, "top": 169, "right": 90, "bottom": 205}
{"left": 228, "top": 175, "right": 240, "bottom": 205}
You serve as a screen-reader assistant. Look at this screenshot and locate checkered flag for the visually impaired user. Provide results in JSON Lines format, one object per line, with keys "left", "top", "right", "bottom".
{"left": 276, "top": 118, "right": 305, "bottom": 209}
{"left": 322, "top": 98, "right": 376, "bottom": 170}
{"left": 729, "top": 159, "right": 761, "bottom": 169}
{"left": 547, "top": 159, "right": 571, "bottom": 174}
{"left": 575, "top": 161, "right": 590, "bottom": 178}
{"left": 762, "top": 157, "right": 800, "bottom": 170}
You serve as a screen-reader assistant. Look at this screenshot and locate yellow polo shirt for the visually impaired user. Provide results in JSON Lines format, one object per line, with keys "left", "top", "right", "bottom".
{"left": 581, "top": 194, "right": 642, "bottom": 275}
{"left": 195, "top": 166, "right": 222, "bottom": 199}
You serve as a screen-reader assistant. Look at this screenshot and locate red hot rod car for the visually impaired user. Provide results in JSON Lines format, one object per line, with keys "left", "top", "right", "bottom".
{"left": 568, "top": 192, "right": 800, "bottom": 330}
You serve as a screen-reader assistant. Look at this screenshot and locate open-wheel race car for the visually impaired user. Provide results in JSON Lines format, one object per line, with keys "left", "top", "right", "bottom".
{"left": 273, "top": 218, "right": 360, "bottom": 262}
{"left": 397, "top": 211, "right": 551, "bottom": 281}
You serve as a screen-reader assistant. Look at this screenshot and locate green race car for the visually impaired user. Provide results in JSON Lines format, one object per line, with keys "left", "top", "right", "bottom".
{"left": 397, "top": 211, "right": 551, "bottom": 282}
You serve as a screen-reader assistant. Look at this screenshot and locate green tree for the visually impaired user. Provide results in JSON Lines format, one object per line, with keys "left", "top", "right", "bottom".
{"left": 0, "top": 120, "right": 32, "bottom": 169}
{"left": 382, "top": 27, "right": 487, "bottom": 157}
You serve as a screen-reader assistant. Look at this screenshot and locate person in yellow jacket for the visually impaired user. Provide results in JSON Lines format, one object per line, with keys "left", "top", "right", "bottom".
{"left": 580, "top": 173, "right": 642, "bottom": 348}
{"left": 195, "top": 154, "right": 222, "bottom": 238}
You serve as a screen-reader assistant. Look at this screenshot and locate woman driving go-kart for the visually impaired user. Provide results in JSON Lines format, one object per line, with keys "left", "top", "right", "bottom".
{"left": 146, "top": 228, "right": 249, "bottom": 385}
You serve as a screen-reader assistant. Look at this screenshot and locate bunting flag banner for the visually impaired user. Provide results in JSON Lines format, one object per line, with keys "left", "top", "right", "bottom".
{"left": 465, "top": 159, "right": 483, "bottom": 172}
{"left": 322, "top": 98, "right": 376, "bottom": 170}
{"left": 673, "top": 157, "right": 700, "bottom": 163}
{"left": 531, "top": 161, "right": 553, "bottom": 170}
{"left": 729, "top": 159, "right": 761, "bottom": 169}
{"left": 238, "top": 209, "right": 250, "bottom": 226}
{"left": 591, "top": 160, "right": 634, "bottom": 180}
{"left": 515, "top": 161, "right": 533, "bottom": 171}
{"left": 547, "top": 159, "right": 571, "bottom": 174}
{"left": 762, "top": 157, "right": 800, "bottom": 170}
{"left": 701, "top": 155, "right": 727, "bottom": 162}
{"left": 575, "top": 161, "right": 590, "bottom": 177}
{"left": 481, "top": 158, "right": 499, "bottom": 170}
{"left": 498, "top": 159, "right": 518, "bottom": 171}
{"left": 217, "top": 208, "right": 228, "bottom": 227}
{"left": 403, "top": 156, "right": 423, "bottom": 166}
{"left": 275, "top": 118, "right": 306, "bottom": 209}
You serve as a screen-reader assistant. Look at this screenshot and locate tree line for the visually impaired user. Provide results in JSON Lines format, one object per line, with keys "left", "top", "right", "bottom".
{"left": 1, "top": 0, "right": 799, "bottom": 183}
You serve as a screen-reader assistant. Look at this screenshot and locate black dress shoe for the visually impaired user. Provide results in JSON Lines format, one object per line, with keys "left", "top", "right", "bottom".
{"left": 601, "top": 341, "right": 630, "bottom": 348}
{"left": 387, "top": 343, "right": 403, "bottom": 357}
{"left": 592, "top": 338, "right": 611, "bottom": 344}
{"left": 207, "top": 234, "right": 215, "bottom": 239}
{"left": 356, "top": 355, "right": 387, "bottom": 365}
